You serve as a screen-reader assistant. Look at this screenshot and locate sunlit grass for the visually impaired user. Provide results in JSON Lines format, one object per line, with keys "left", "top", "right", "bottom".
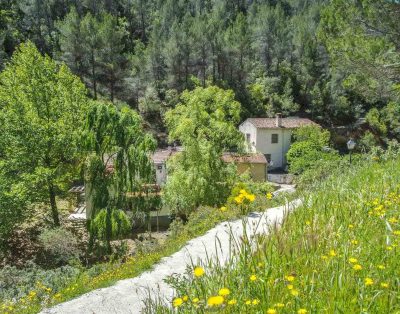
{"left": 147, "top": 158, "right": 400, "bottom": 313}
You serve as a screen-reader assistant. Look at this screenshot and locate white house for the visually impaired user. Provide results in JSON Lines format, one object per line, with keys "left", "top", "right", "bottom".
{"left": 239, "top": 114, "right": 317, "bottom": 170}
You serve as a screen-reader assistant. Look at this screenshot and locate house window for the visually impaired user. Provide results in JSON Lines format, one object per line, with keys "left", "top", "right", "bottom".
{"left": 271, "top": 133, "right": 279, "bottom": 144}
{"left": 246, "top": 133, "right": 251, "bottom": 143}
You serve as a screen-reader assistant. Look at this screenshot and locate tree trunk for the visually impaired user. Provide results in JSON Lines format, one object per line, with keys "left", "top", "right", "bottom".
{"left": 48, "top": 182, "right": 60, "bottom": 226}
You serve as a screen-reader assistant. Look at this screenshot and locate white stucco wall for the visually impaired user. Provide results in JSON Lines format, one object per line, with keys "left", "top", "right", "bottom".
{"left": 154, "top": 163, "right": 167, "bottom": 186}
{"left": 239, "top": 121, "right": 257, "bottom": 153}
{"left": 256, "top": 128, "right": 292, "bottom": 168}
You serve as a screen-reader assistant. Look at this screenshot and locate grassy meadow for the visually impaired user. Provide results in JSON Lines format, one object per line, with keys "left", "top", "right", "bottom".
{"left": 146, "top": 157, "right": 400, "bottom": 313}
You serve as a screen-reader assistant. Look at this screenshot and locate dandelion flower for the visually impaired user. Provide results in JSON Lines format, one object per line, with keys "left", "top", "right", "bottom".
{"left": 245, "top": 300, "right": 252, "bottom": 305}
{"left": 349, "top": 257, "right": 358, "bottom": 264}
{"left": 377, "top": 264, "right": 386, "bottom": 270}
{"left": 218, "top": 288, "right": 230, "bottom": 296}
{"left": 291, "top": 289, "right": 299, "bottom": 296}
{"left": 266, "top": 192, "right": 273, "bottom": 199}
{"left": 250, "top": 274, "right": 257, "bottom": 281}
{"left": 353, "top": 264, "right": 362, "bottom": 271}
{"left": 246, "top": 193, "right": 256, "bottom": 202}
{"left": 351, "top": 240, "right": 358, "bottom": 245}
{"left": 220, "top": 206, "right": 227, "bottom": 212}
{"left": 348, "top": 224, "right": 354, "bottom": 229}
{"left": 298, "top": 309, "right": 307, "bottom": 314}
{"left": 194, "top": 266, "right": 205, "bottom": 277}
{"left": 364, "top": 278, "right": 374, "bottom": 286}
{"left": 207, "top": 295, "right": 224, "bottom": 307}
{"left": 192, "top": 298, "right": 199, "bottom": 303}
{"left": 182, "top": 295, "right": 188, "bottom": 302}
{"left": 285, "top": 275, "right": 295, "bottom": 282}
{"left": 275, "top": 303, "right": 285, "bottom": 308}
{"left": 287, "top": 284, "right": 294, "bottom": 290}
{"left": 329, "top": 249, "right": 337, "bottom": 257}
{"left": 267, "top": 309, "right": 277, "bottom": 314}
{"left": 252, "top": 299, "right": 260, "bottom": 305}
{"left": 173, "top": 297, "right": 183, "bottom": 307}
{"left": 380, "top": 282, "right": 389, "bottom": 288}
{"left": 227, "top": 299, "right": 237, "bottom": 305}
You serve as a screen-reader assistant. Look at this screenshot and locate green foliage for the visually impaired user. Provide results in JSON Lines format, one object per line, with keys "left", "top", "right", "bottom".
{"left": 0, "top": 42, "right": 89, "bottom": 228}
{"left": 38, "top": 228, "right": 82, "bottom": 265}
{"left": 163, "top": 86, "right": 243, "bottom": 215}
{"left": 83, "top": 102, "right": 156, "bottom": 250}
{"left": 91, "top": 209, "right": 131, "bottom": 241}
{"left": 147, "top": 157, "right": 400, "bottom": 313}
{"left": 287, "top": 125, "right": 338, "bottom": 174}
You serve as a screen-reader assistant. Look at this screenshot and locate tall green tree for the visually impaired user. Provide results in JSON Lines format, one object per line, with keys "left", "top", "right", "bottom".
{"left": 0, "top": 42, "right": 89, "bottom": 226}
{"left": 163, "top": 86, "right": 243, "bottom": 215}
{"left": 83, "top": 102, "right": 156, "bottom": 250}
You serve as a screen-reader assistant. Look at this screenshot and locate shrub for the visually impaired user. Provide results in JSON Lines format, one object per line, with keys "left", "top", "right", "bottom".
{"left": 39, "top": 228, "right": 83, "bottom": 265}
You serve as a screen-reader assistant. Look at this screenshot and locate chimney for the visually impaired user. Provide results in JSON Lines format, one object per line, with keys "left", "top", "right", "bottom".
{"left": 276, "top": 113, "right": 282, "bottom": 127}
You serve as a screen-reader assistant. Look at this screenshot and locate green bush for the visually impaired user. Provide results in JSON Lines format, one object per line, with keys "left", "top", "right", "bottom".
{"left": 38, "top": 228, "right": 83, "bottom": 266}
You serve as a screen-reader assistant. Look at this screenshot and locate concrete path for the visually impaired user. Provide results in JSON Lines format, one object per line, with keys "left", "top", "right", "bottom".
{"left": 41, "top": 197, "right": 301, "bottom": 314}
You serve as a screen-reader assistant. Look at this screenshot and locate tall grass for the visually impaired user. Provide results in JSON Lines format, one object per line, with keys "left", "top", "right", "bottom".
{"left": 147, "top": 158, "right": 400, "bottom": 313}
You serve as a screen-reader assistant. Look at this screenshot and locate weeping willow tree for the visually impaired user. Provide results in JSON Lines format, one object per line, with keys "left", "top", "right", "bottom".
{"left": 83, "top": 102, "right": 156, "bottom": 253}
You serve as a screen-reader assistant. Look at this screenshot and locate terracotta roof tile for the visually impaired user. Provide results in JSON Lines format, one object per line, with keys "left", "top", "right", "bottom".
{"left": 222, "top": 153, "right": 268, "bottom": 164}
{"left": 246, "top": 117, "right": 318, "bottom": 129}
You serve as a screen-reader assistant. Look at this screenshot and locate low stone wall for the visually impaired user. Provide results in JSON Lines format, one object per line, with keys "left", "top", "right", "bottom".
{"left": 267, "top": 173, "right": 295, "bottom": 184}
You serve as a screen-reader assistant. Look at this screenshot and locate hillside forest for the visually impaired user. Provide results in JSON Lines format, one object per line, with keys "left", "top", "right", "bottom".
{"left": 1, "top": 0, "right": 399, "bottom": 146}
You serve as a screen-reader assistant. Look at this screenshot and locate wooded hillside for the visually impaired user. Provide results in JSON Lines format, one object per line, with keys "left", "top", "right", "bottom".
{"left": 1, "top": 0, "right": 399, "bottom": 145}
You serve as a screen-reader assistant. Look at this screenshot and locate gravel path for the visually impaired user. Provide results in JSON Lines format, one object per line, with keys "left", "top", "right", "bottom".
{"left": 41, "top": 195, "right": 301, "bottom": 314}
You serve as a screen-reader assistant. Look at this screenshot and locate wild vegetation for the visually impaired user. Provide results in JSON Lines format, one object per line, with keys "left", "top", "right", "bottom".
{"left": 0, "top": 0, "right": 400, "bottom": 313}
{"left": 146, "top": 153, "right": 400, "bottom": 313}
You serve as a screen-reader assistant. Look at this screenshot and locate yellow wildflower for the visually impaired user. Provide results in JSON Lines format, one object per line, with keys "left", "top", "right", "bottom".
{"left": 349, "top": 257, "right": 358, "bottom": 264}
{"left": 386, "top": 246, "right": 393, "bottom": 251}
{"left": 192, "top": 298, "right": 199, "bottom": 303}
{"left": 275, "top": 303, "right": 285, "bottom": 308}
{"left": 377, "top": 264, "right": 386, "bottom": 270}
{"left": 267, "top": 309, "right": 277, "bottom": 314}
{"left": 173, "top": 297, "right": 183, "bottom": 308}
{"left": 329, "top": 249, "right": 337, "bottom": 257}
{"left": 218, "top": 288, "right": 230, "bottom": 296}
{"left": 389, "top": 217, "right": 398, "bottom": 223}
{"left": 291, "top": 289, "right": 299, "bottom": 296}
{"left": 266, "top": 192, "right": 273, "bottom": 200}
{"left": 246, "top": 193, "right": 256, "bottom": 202}
{"left": 234, "top": 196, "right": 243, "bottom": 204}
{"left": 250, "top": 274, "right": 257, "bottom": 281}
{"left": 298, "top": 309, "right": 307, "bottom": 314}
{"left": 321, "top": 255, "right": 328, "bottom": 260}
{"left": 245, "top": 300, "right": 252, "bottom": 305}
{"left": 306, "top": 220, "right": 311, "bottom": 226}
{"left": 220, "top": 206, "right": 227, "bottom": 212}
{"left": 364, "top": 278, "right": 374, "bottom": 286}
{"left": 182, "top": 295, "right": 188, "bottom": 302}
{"left": 287, "top": 284, "right": 294, "bottom": 290}
{"left": 351, "top": 240, "right": 358, "bottom": 245}
{"left": 227, "top": 299, "right": 237, "bottom": 305}
{"left": 207, "top": 295, "right": 224, "bottom": 307}
{"left": 285, "top": 275, "right": 295, "bottom": 282}
{"left": 252, "top": 299, "right": 260, "bottom": 305}
{"left": 380, "top": 282, "right": 389, "bottom": 288}
{"left": 239, "top": 189, "right": 247, "bottom": 194}
{"left": 353, "top": 264, "right": 362, "bottom": 271}
{"left": 348, "top": 224, "right": 354, "bottom": 229}
{"left": 194, "top": 266, "right": 205, "bottom": 277}
{"left": 393, "top": 230, "right": 400, "bottom": 236}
